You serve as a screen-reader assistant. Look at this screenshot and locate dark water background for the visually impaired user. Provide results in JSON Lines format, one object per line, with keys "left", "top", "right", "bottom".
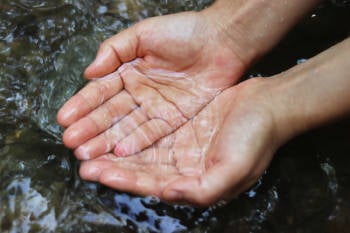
{"left": 0, "top": 1, "right": 349, "bottom": 232}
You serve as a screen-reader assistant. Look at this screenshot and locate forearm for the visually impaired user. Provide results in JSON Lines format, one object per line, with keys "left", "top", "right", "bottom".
{"left": 272, "top": 37, "right": 350, "bottom": 142}
{"left": 202, "top": 0, "right": 321, "bottom": 66}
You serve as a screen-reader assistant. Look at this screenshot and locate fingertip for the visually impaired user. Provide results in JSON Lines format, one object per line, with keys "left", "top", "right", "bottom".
{"left": 62, "top": 127, "right": 81, "bottom": 149}
{"left": 85, "top": 25, "right": 140, "bottom": 79}
{"left": 113, "top": 144, "right": 128, "bottom": 157}
{"left": 83, "top": 64, "right": 97, "bottom": 79}
{"left": 83, "top": 62, "right": 106, "bottom": 80}
{"left": 56, "top": 97, "right": 82, "bottom": 127}
{"left": 99, "top": 168, "right": 136, "bottom": 191}
{"left": 57, "top": 109, "right": 75, "bottom": 128}
{"left": 56, "top": 109, "right": 67, "bottom": 128}
{"left": 75, "top": 146, "right": 91, "bottom": 160}
{"left": 79, "top": 161, "right": 102, "bottom": 181}
{"left": 84, "top": 43, "right": 121, "bottom": 79}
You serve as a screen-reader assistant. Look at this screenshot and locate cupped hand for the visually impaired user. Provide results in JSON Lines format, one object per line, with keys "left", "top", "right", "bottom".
{"left": 78, "top": 78, "right": 281, "bottom": 206}
{"left": 57, "top": 11, "right": 248, "bottom": 159}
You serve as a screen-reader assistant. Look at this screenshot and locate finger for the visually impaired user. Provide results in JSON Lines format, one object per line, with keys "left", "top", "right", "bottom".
{"left": 80, "top": 156, "right": 178, "bottom": 197}
{"left": 79, "top": 156, "right": 149, "bottom": 195}
{"left": 62, "top": 90, "right": 136, "bottom": 149}
{"left": 79, "top": 154, "right": 118, "bottom": 179}
{"left": 125, "top": 146, "right": 175, "bottom": 165}
{"left": 57, "top": 71, "right": 123, "bottom": 127}
{"left": 131, "top": 61, "right": 217, "bottom": 119}
{"left": 121, "top": 63, "right": 188, "bottom": 128}
{"left": 162, "top": 162, "right": 248, "bottom": 206}
{"left": 110, "top": 65, "right": 189, "bottom": 156}
{"left": 84, "top": 25, "right": 140, "bottom": 79}
{"left": 114, "top": 118, "right": 173, "bottom": 156}
{"left": 74, "top": 108, "right": 148, "bottom": 160}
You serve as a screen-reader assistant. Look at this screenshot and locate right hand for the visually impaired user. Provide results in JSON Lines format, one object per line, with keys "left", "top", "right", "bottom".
{"left": 57, "top": 11, "right": 249, "bottom": 159}
{"left": 77, "top": 77, "right": 281, "bottom": 206}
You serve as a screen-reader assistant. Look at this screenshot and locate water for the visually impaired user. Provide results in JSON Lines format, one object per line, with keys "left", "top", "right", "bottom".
{"left": 0, "top": 1, "right": 349, "bottom": 232}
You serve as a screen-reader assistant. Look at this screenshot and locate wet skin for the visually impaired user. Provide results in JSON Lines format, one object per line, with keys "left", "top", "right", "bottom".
{"left": 64, "top": 38, "right": 350, "bottom": 205}
{"left": 57, "top": 12, "right": 246, "bottom": 159}
{"left": 57, "top": 0, "right": 340, "bottom": 206}
{"left": 78, "top": 78, "right": 278, "bottom": 206}
{"left": 57, "top": 0, "right": 321, "bottom": 160}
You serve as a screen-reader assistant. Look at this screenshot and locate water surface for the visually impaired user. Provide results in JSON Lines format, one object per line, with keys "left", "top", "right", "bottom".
{"left": 0, "top": 1, "right": 350, "bottom": 232}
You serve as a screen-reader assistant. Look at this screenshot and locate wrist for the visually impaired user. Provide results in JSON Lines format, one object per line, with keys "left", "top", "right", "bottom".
{"left": 201, "top": 0, "right": 320, "bottom": 67}
{"left": 201, "top": 0, "right": 270, "bottom": 67}
{"left": 266, "top": 38, "right": 350, "bottom": 143}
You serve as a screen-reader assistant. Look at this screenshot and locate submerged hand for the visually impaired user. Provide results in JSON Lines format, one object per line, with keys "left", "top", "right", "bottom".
{"left": 57, "top": 12, "right": 247, "bottom": 159}
{"left": 78, "top": 78, "right": 280, "bottom": 206}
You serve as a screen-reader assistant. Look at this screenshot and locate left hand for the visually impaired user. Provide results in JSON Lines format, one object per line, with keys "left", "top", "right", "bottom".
{"left": 57, "top": 11, "right": 247, "bottom": 159}
{"left": 78, "top": 78, "right": 279, "bottom": 206}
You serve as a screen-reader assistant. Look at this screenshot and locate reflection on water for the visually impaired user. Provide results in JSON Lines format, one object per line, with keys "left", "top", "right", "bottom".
{"left": 0, "top": 1, "right": 349, "bottom": 232}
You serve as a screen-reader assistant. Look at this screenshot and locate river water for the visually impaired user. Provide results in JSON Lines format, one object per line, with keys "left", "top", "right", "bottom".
{"left": 0, "top": 1, "right": 349, "bottom": 233}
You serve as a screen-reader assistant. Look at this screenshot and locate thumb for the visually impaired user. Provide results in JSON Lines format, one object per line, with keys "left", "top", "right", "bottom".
{"left": 84, "top": 25, "right": 140, "bottom": 79}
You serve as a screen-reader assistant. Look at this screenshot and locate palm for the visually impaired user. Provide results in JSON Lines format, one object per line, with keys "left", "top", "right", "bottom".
{"left": 57, "top": 12, "right": 246, "bottom": 159}
{"left": 79, "top": 79, "right": 278, "bottom": 206}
